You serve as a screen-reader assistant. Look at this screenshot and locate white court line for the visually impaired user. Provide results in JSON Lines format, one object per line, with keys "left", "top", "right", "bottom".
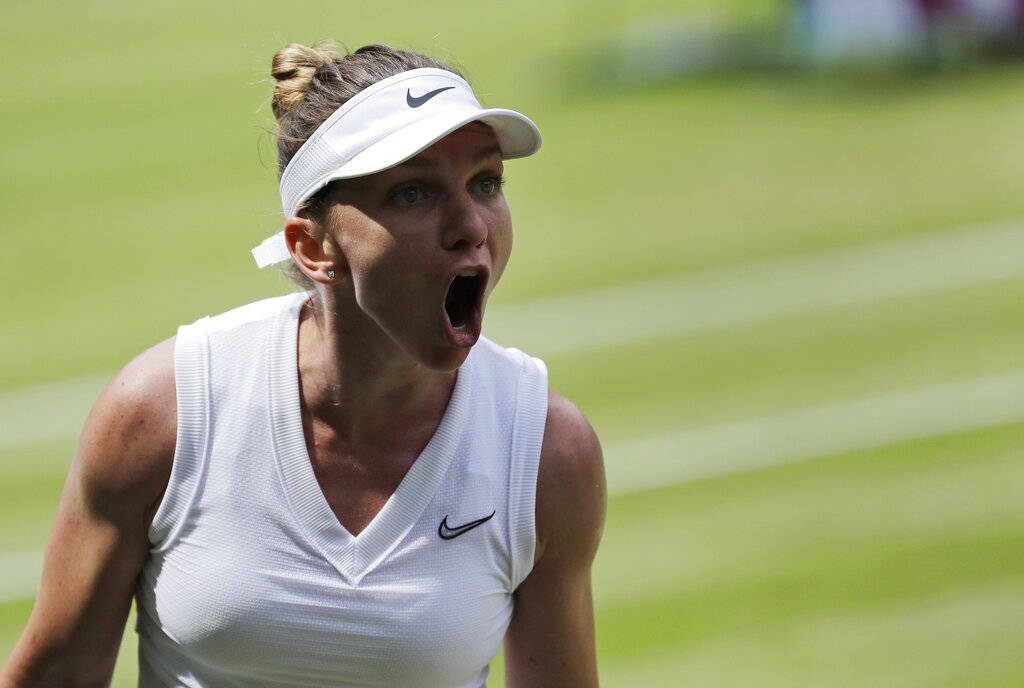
{"left": 3, "top": 367, "right": 1024, "bottom": 604}
{"left": 3, "top": 219, "right": 1024, "bottom": 450}
{"left": 605, "top": 368, "right": 1024, "bottom": 494}
{"left": 0, "top": 550, "right": 41, "bottom": 606}
{"left": 0, "top": 373, "right": 111, "bottom": 449}
{"left": 486, "top": 218, "right": 1024, "bottom": 357}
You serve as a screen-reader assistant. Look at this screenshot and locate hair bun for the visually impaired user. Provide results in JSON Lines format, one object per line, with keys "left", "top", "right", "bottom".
{"left": 271, "top": 42, "right": 344, "bottom": 123}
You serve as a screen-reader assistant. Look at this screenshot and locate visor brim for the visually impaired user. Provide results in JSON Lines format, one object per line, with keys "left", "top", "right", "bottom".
{"left": 320, "top": 106, "right": 541, "bottom": 185}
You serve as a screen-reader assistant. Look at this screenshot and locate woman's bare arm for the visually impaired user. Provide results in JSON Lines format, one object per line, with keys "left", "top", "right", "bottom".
{"left": 504, "top": 389, "right": 607, "bottom": 688}
{"left": 1, "top": 338, "right": 177, "bottom": 687}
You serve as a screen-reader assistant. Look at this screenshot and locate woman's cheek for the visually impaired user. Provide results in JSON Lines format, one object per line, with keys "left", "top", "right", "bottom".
{"left": 489, "top": 219, "right": 513, "bottom": 291}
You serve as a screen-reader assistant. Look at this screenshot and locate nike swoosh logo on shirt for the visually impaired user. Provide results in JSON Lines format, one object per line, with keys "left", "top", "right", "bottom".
{"left": 406, "top": 86, "right": 455, "bottom": 108}
{"left": 438, "top": 511, "right": 496, "bottom": 540}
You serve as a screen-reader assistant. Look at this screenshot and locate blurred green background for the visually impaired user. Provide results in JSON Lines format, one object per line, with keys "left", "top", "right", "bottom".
{"left": 3, "top": 0, "right": 1024, "bottom": 685}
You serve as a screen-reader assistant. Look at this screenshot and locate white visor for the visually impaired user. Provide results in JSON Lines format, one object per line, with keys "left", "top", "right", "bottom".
{"left": 252, "top": 67, "right": 542, "bottom": 268}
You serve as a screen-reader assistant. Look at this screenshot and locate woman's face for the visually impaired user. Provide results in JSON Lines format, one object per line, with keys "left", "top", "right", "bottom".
{"left": 324, "top": 123, "right": 513, "bottom": 371}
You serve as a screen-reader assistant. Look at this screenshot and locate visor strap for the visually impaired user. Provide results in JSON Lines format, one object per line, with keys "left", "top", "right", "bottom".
{"left": 252, "top": 232, "right": 290, "bottom": 269}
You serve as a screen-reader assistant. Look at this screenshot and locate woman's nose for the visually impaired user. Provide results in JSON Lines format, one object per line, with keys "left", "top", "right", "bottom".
{"left": 441, "top": 190, "right": 488, "bottom": 251}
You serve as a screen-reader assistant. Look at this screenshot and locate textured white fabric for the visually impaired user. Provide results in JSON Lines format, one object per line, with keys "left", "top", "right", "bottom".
{"left": 135, "top": 292, "right": 548, "bottom": 687}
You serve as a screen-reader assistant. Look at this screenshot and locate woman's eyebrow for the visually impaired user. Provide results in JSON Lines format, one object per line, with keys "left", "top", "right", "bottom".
{"left": 472, "top": 145, "right": 503, "bottom": 164}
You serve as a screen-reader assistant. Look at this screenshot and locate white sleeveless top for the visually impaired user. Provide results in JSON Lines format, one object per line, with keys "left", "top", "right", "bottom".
{"left": 134, "top": 293, "right": 548, "bottom": 687}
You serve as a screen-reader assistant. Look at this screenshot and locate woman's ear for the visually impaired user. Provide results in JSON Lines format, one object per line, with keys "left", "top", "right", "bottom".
{"left": 284, "top": 216, "right": 346, "bottom": 284}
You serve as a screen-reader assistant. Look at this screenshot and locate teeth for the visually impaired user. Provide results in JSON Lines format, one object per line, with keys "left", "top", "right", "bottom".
{"left": 458, "top": 270, "right": 478, "bottom": 278}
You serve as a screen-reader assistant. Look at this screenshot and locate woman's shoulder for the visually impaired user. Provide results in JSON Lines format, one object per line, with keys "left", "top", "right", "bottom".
{"left": 75, "top": 337, "right": 177, "bottom": 523}
{"left": 533, "top": 389, "right": 606, "bottom": 564}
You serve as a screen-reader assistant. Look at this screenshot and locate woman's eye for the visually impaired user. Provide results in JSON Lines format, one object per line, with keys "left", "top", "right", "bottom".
{"left": 392, "top": 185, "right": 425, "bottom": 206}
{"left": 474, "top": 176, "right": 505, "bottom": 195}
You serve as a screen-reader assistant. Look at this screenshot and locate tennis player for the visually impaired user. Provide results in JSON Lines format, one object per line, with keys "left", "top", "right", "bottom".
{"left": 1, "top": 42, "right": 605, "bottom": 687}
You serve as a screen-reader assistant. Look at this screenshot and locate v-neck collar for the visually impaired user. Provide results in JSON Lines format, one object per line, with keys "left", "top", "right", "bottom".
{"left": 267, "top": 293, "right": 471, "bottom": 584}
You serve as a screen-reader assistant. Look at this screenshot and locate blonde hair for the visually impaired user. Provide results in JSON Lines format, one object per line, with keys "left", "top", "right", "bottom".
{"left": 271, "top": 42, "right": 343, "bottom": 124}
{"left": 269, "top": 41, "right": 464, "bottom": 289}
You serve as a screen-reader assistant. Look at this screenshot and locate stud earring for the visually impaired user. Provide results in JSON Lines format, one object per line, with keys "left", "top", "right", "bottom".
{"left": 327, "top": 269, "right": 335, "bottom": 279}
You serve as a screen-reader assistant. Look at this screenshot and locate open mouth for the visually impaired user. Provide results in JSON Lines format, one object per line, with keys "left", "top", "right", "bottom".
{"left": 445, "top": 270, "right": 484, "bottom": 330}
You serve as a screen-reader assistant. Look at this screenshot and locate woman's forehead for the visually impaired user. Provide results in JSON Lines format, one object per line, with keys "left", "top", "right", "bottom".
{"left": 329, "top": 126, "right": 501, "bottom": 200}
{"left": 408, "top": 123, "right": 501, "bottom": 164}
{"left": 363, "top": 125, "right": 502, "bottom": 179}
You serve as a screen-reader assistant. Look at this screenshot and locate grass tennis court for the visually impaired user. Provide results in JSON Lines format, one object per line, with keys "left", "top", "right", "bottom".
{"left": 4, "top": 0, "right": 1024, "bottom": 684}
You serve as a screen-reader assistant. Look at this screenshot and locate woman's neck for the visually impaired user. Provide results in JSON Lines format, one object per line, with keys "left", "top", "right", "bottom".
{"left": 295, "top": 294, "right": 457, "bottom": 448}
